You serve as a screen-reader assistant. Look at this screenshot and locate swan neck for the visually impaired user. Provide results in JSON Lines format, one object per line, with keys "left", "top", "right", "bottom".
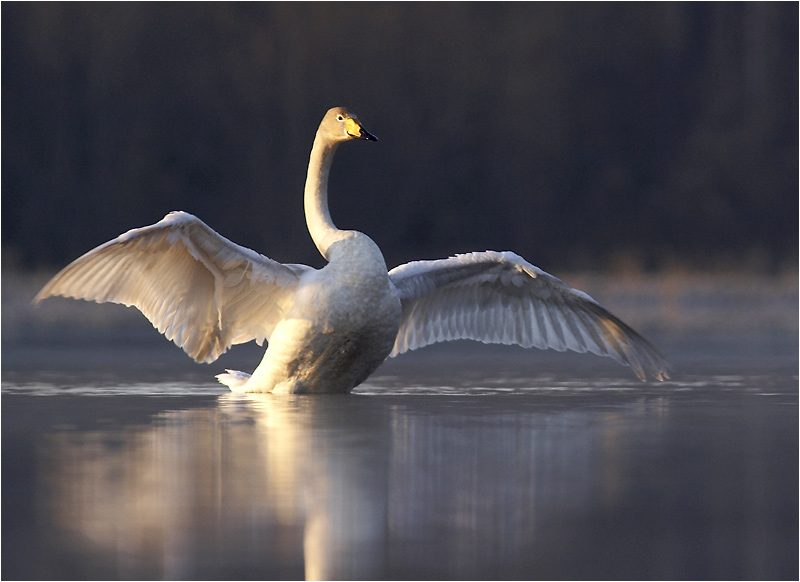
{"left": 305, "top": 134, "right": 342, "bottom": 258}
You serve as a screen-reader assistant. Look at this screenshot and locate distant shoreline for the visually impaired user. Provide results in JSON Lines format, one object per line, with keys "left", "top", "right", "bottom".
{"left": 4, "top": 268, "right": 797, "bottom": 343}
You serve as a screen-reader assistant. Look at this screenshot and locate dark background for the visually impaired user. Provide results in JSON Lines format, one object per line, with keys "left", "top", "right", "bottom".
{"left": 2, "top": 3, "right": 797, "bottom": 274}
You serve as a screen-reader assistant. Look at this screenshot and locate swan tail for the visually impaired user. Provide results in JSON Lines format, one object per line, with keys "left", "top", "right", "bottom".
{"left": 216, "top": 369, "right": 251, "bottom": 392}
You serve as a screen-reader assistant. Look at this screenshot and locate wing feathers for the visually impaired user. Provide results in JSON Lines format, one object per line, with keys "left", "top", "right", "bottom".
{"left": 389, "top": 251, "right": 670, "bottom": 381}
{"left": 35, "top": 211, "right": 306, "bottom": 363}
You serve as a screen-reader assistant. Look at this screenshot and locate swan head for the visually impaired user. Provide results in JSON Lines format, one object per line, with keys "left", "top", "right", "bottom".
{"left": 320, "top": 107, "right": 378, "bottom": 143}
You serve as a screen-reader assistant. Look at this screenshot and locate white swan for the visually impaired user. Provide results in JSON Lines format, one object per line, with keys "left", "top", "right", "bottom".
{"left": 35, "top": 107, "right": 670, "bottom": 393}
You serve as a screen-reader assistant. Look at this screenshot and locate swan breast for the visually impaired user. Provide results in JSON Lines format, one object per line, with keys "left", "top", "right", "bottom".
{"left": 268, "top": 232, "right": 401, "bottom": 393}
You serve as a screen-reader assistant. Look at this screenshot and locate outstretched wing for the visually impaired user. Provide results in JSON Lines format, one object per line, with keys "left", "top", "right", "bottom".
{"left": 35, "top": 211, "right": 310, "bottom": 363}
{"left": 388, "top": 251, "right": 669, "bottom": 381}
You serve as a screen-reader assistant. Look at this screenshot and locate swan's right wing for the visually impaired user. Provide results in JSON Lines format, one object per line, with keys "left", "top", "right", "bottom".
{"left": 35, "top": 211, "right": 311, "bottom": 363}
{"left": 388, "top": 251, "right": 670, "bottom": 381}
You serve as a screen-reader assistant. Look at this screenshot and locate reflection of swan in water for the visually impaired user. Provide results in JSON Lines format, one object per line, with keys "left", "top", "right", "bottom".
{"left": 223, "top": 394, "right": 388, "bottom": 581}
{"left": 41, "top": 393, "right": 390, "bottom": 580}
{"left": 40, "top": 392, "right": 662, "bottom": 579}
{"left": 35, "top": 107, "right": 669, "bottom": 393}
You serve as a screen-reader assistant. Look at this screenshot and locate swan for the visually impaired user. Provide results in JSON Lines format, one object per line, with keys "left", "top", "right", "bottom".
{"left": 35, "top": 107, "right": 670, "bottom": 393}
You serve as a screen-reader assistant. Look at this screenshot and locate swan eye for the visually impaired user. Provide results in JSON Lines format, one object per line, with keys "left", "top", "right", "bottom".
{"left": 336, "top": 114, "right": 345, "bottom": 122}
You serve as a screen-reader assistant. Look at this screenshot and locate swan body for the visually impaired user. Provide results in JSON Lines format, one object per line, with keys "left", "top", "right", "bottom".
{"left": 228, "top": 232, "right": 401, "bottom": 394}
{"left": 35, "top": 107, "right": 670, "bottom": 393}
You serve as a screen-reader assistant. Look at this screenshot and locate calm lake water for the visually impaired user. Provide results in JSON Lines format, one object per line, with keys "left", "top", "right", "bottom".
{"left": 3, "top": 271, "right": 798, "bottom": 580}
{"left": 3, "top": 328, "right": 797, "bottom": 581}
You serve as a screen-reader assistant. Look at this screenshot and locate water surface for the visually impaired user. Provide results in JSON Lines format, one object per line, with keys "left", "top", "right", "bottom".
{"left": 2, "top": 330, "right": 798, "bottom": 580}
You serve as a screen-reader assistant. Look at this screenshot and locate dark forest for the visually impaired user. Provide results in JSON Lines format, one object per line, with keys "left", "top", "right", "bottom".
{"left": 2, "top": 3, "right": 797, "bottom": 274}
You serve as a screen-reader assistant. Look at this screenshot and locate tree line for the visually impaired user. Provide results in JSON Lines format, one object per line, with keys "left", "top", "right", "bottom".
{"left": 2, "top": 3, "right": 797, "bottom": 273}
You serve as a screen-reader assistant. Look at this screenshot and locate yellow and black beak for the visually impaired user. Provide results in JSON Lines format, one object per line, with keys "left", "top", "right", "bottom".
{"left": 345, "top": 117, "right": 378, "bottom": 141}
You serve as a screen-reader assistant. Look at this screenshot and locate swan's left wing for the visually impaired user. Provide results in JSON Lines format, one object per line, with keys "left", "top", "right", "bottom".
{"left": 388, "top": 251, "right": 670, "bottom": 381}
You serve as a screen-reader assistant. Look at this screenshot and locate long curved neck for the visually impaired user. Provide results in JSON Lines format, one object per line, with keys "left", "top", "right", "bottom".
{"left": 304, "top": 133, "right": 344, "bottom": 259}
